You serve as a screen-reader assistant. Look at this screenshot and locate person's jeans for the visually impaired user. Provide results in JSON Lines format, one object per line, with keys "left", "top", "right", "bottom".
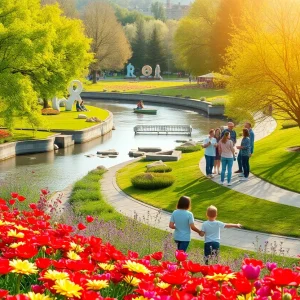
{"left": 175, "top": 240, "right": 190, "bottom": 252}
{"left": 221, "top": 157, "right": 234, "bottom": 183}
{"left": 237, "top": 151, "right": 242, "bottom": 171}
{"left": 205, "top": 155, "right": 215, "bottom": 176}
{"left": 204, "top": 242, "right": 220, "bottom": 265}
{"left": 241, "top": 156, "right": 250, "bottom": 178}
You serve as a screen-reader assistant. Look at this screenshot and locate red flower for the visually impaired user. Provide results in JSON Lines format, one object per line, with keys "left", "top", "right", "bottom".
{"left": 175, "top": 250, "right": 188, "bottom": 262}
{"left": 231, "top": 273, "right": 252, "bottom": 294}
{"left": 151, "top": 251, "right": 163, "bottom": 261}
{"left": 16, "top": 244, "right": 38, "bottom": 259}
{"left": 9, "top": 199, "right": 16, "bottom": 205}
{"left": 35, "top": 258, "right": 52, "bottom": 269}
{"left": 17, "top": 195, "right": 26, "bottom": 202}
{"left": 41, "top": 189, "right": 49, "bottom": 195}
{"left": 86, "top": 215, "right": 94, "bottom": 223}
{"left": 160, "top": 269, "right": 189, "bottom": 285}
{"left": 0, "top": 289, "right": 9, "bottom": 298}
{"left": 29, "top": 203, "right": 37, "bottom": 210}
{"left": 31, "top": 285, "right": 46, "bottom": 294}
{"left": 11, "top": 192, "right": 18, "bottom": 198}
{"left": 243, "top": 258, "right": 264, "bottom": 268}
{"left": 77, "top": 223, "right": 86, "bottom": 230}
{"left": 270, "top": 268, "right": 300, "bottom": 286}
{"left": 0, "top": 258, "right": 11, "bottom": 274}
{"left": 182, "top": 260, "right": 204, "bottom": 274}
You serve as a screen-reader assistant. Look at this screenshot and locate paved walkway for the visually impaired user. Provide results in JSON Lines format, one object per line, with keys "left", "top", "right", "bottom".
{"left": 199, "top": 116, "right": 300, "bottom": 207}
{"left": 101, "top": 161, "right": 300, "bottom": 257}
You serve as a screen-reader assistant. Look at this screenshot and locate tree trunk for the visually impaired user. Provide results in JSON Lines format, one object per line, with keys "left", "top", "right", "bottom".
{"left": 92, "top": 70, "right": 97, "bottom": 84}
{"left": 43, "top": 98, "right": 49, "bottom": 109}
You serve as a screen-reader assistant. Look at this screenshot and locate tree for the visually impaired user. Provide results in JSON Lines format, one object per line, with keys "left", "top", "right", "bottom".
{"left": 0, "top": 0, "right": 92, "bottom": 129}
{"left": 173, "top": 0, "right": 220, "bottom": 75}
{"left": 41, "top": 0, "right": 78, "bottom": 18}
{"left": 82, "top": 1, "right": 132, "bottom": 83}
{"left": 225, "top": 0, "right": 300, "bottom": 127}
{"left": 147, "top": 26, "right": 167, "bottom": 71}
{"left": 151, "top": 1, "right": 166, "bottom": 21}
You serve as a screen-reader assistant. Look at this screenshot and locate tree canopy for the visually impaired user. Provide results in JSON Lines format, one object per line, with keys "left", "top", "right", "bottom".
{"left": 225, "top": 0, "right": 300, "bottom": 127}
{"left": 151, "top": 1, "right": 166, "bottom": 21}
{"left": 0, "top": 0, "right": 92, "bottom": 129}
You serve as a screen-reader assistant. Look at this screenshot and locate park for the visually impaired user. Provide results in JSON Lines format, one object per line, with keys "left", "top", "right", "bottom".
{"left": 0, "top": 0, "right": 300, "bottom": 299}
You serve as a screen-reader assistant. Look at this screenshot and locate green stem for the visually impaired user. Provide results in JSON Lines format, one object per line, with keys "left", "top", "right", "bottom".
{"left": 16, "top": 274, "right": 22, "bottom": 294}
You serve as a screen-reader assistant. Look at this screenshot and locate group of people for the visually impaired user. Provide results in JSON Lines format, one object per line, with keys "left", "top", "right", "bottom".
{"left": 169, "top": 196, "right": 241, "bottom": 264}
{"left": 203, "top": 122, "right": 254, "bottom": 186}
{"left": 76, "top": 100, "right": 88, "bottom": 112}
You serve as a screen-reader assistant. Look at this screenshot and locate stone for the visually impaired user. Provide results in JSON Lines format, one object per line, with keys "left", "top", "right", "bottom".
{"left": 145, "top": 150, "right": 182, "bottom": 162}
{"left": 138, "top": 147, "right": 162, "bottom": 153}
{"left": 78, "top": 114, "right": 87, "bottom": 119}
{"left": 97, "top": 149, "right": 119, "bottom": 155}
{"left": 97, "top": 165, "right": 108, "bottom": 171}
{"left": 86, "top": 117, "right": 102, "bottom": 123}
{"left": 108, "top": 155, "right": 118, "bottom": 158}
{"left": 112, "top": 125, "right": 116, "bottom": 130}
{"left": 175, "top": 140, "right": 188, "bottom": 143}
{"left": 54, "top": 144, "right": 59, "bottom": 150}
{"left": 146, "top": 160, "right": 167, "bottom": 170}
{"left": 180, "top": 141, "right": 197, "bottom": 147}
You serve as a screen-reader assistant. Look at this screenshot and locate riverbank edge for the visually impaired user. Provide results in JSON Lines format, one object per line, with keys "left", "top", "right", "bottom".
{"left": 81, "top": 92, "right": 224, "bottom": 116}
{"left": 0, "top": 111, "right": 114, "bottom": 161}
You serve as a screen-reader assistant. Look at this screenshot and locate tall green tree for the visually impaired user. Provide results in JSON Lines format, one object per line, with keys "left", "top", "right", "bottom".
{"left": 147, "top": 26, "right": 167, "bottom": 71}
{"left": 151, "top": 1, "right": 166, "bottom": 21}
{"left": 0, "top": 0, "right": 92, "bottom": 129}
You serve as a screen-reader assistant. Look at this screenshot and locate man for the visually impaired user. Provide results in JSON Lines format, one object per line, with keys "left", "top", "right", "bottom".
{"left": 221, "top": 122, "right": 237, "bottom": 146}
{"left": 235, "top": 122, "right": 255, "bottom": 174}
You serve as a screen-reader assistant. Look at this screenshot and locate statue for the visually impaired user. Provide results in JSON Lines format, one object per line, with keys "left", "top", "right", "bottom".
{"left": 125, "top": 63, "right": 136, "bottom": 78}
{"left": 141, "top": 65, "right": 153, "bottom": 77}
{"left": 154, "top": 64, "right": 162, "bottom": 80}
{"left": 52, "top": 80, "right": 83, "bottom": 111}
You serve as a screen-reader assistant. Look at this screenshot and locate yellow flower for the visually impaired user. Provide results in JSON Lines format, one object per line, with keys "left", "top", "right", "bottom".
{"left": 43, "top": 270, "right": 70, "bottom": 281}
{"left": 9, "top": 259, "right": 38, "bottom": 275}
{"left": 26, "top": 292, "right": 53, "bottom": 300}
{"left": 70, "top": 242, "right": 84, "bottom": 253}
{"left": 206, "top": 273, "right": 236, "bottom": 282}
{"left": 0, "top": 220, "right": 14, "bottom": 226}
{"left": 66, "top": 250, "right": 81, "bottom": 261}
{"left": 123, "top": 260, "right": 150, "bottom": 274}
{"left": 14, "top": 225, "right": 29, "bottom": 231}
{"left": 86, "top": 279, "right": 109, "bottom": 290}
{"left": 124, "top": 275, "right": 141, "bottom": 287}
{"left": 132, "top": 297, "right": 152, "bottom": 300}
{"left": 53, "top": 279, "right": 82, "bottom": 298}
{"left": 156, "top": 281, "right": 170, "bottom": 289}
{"left": 9, "top": 242, "right": 26, "bottom": 248}
{"left": 33, "top": 231, "right": 40, "bottom": 234}
{"left": 7, "top": 229, "right": 24, "bottom": 238}
{"left": 98, "top": 263, "right": 115, "bottom": 271}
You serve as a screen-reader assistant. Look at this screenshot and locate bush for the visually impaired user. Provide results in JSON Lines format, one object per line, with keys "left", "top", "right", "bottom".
{"left": 0, "top": 129, "right": 11, "bottom": 139}
{"left": 41, "top": 108, "right": 60, "bottom": 115}
{"left": 131, "top": 173, "right": 175, "bottom": 190}
{"left": 282, "top": 120, "right": 298, "bottom": 129}
{"left": 175, "top": 94, "right": 183, "bottom": 97}
{"left": 176, "top": 144, "right": 202, "bottom": 153}
{"left": 199, "top": 97, "right": 206, "bottom": 101}
{"left": 211, "top": 98, "right": 226, "bottom": 106}
{"left": 146, "top": 165, "right": 172, "bottom": 173}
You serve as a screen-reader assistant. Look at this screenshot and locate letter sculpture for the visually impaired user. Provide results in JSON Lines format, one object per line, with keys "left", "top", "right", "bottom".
{"left": 52, "top": 80, "right": 83, "bottom": 112}
{"left": 126, "top": 63, "right": 136, "bottom": 78}
{"left": 142, "top": 65, "right": 153, "bottom": 77}
{"left": 154, "top": 64, "right": 162, "bottom": 80}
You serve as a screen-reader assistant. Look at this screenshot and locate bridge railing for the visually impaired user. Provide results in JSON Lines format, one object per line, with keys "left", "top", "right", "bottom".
{"left": 134, "top": 125, "right": 192, "bottom": 136}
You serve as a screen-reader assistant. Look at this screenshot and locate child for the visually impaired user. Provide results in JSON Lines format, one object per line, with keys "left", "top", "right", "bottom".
{"left": 169, "top": 196, "right": 202, "bottom": 252}
{"left": 200, "top": 205, "right": 242, "bottom": 264}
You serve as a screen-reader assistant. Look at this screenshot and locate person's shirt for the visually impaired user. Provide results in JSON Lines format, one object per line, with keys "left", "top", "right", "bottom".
{"left": 203, "top": 137, "right": 217, "bottom": 157}
{"left": 219, "top": 139, "right": 234, "bottom": 158}
{"left": 249, "top": 129, "right": 255, "bottom": 154}
{"left": 240, "top": 137, "right": 251, "bottom": 156}
{"left": 202, "top": 220, "right": 225, "bottom": 243}
{"left": 170, "top": 209, "right": 194, "bottom": 242}
{"left": 221, "top": 129, "right": 237, "bottom": 145}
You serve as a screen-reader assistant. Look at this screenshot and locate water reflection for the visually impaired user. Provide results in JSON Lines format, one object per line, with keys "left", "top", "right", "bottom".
{"left": 0, "top": 100, "right": 225, "bottom": 191}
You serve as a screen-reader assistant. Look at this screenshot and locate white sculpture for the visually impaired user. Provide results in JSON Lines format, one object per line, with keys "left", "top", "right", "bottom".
{"left": 142, "top": 65, "right": 153, "bottom": 77}
{"left": 126, "top": 63, "right": 136, "bottom": 78}
{"left": 154, "top": 64, "right": 162, "bottom": 79}
{"left": 52, "top": 80, "right": 83, "bottom": 112}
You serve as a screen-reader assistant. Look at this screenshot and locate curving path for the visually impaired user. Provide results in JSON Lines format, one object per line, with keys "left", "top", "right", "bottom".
{"left": 199, "top": 116, "right": 300, "bottom": 207}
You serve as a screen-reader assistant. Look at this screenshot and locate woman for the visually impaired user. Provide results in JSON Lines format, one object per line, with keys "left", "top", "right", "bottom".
{"left": 213, "top": 128, "right": 221, "bottom": 175}
{"left": 218, "top": 131, "right": 235, "bottom": 186}
{"left": 169, "top": 196, "right": 202, "bottom": 252}
{"left": 237, "top": 129, "right": 251, "bottom": 181}
{"left": 203, "top": 129, "right": 218, "bottom": 178}
{"left": 136, "top": 100, "right": 144, "bottom": 109}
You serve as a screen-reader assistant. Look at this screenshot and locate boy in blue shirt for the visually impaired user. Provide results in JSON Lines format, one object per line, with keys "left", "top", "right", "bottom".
{"left": 200, "top": 205, "right": 242, "bottom": 264}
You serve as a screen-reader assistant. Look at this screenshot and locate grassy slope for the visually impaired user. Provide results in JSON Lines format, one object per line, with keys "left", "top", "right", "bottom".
{"left": 0, "top": 106, "right": 109, "bottom": 131}
{"left": 251, "top": 122, "right": 300, "bottom": 193}
{"left": 84, "top": 81, "right": 227, "bottom": 103}
{"left": 117, "top": 151, "right": 300, "bottom": 237}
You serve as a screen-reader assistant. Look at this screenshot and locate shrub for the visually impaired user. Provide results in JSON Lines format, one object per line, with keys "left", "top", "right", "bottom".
{"left": 211, "top": 98, "right": 226, "bottom": 106}
{"left": 282, "top": 120, "right": 298, "bottom": 129}
{"left": 131, "top": 172, "right": 175, "bottom": 190}
{"left": 0, "top": 129, "right": 11, "bottom": 139}
{"left": 199, "top": 97, "right": 206, "bottom": 101}
{"left": 41, "top": 108, "right": 60, "bottom": 115}
{"left": 175, "top": 94, "right": 183, "bottom": 97}
{"left": 176, "top": 144, "right": 202, "bottom": 153}
{"left": 146, "top": 165, "right": 172, "bottom": 173}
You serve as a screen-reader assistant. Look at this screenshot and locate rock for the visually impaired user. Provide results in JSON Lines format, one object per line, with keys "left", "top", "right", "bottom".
{"left": 132, "top": 151, "right": 145, "bottom": 157}
{"left": 175, "top": 140, "right": 188, "bottom": 143}
{"left": 86, "top": 117, "right": 103, "bottom": 123}
{"left": 108, "top": 155, "right": 118, "bottom": 158}
{"left": 54, "top": 144, "right": 59, "bottom": 150}
{"left": 180, "top": 141, "right": 197, "bottom": 147}
{"left": 146, "top": 160, "right": 167, "bottom": 169}
{"left": 85, "top": 154, "right": 95, "bottom": 158}
{"left": 138, "top": 147, "right": 162, "bottom": 153}
{"left": 97, "top": 165, "right": 108, "bottom": 171}
{"left": 78, "top": 114, "right": 87, "bottom": 119}
{"left": 112, "top": 125, "right": 116, "bottom": 130}
{"left": 97, "top": 149, "right": 119, "bottom": 155}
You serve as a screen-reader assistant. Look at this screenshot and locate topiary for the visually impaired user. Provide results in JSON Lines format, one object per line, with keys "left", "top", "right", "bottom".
{"left": 146, "top": 165, "right": 172, "bottom": 173}
{"left": 131, "top": 173, "right": 175, "bottom": 190}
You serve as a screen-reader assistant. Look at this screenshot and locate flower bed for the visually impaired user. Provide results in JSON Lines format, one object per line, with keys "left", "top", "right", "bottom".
{"left": 0, "top": 192, "right": 299, "bottom": 300}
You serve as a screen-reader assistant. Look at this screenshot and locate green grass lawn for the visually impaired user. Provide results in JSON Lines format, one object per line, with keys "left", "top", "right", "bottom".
{"left": 0, "top": 130, "right": 56, "bottom": 144}
{"left": 0, "top": 105, "right": 109, "bottom": 131}
{"left": 84, "top": 80, "right": 227, "bottom": 103}
{"left": 251, "top": 121, "right": 300, "bottom": 193}
{"left": 117, "top": 151, "right": 300, "bottom": 238}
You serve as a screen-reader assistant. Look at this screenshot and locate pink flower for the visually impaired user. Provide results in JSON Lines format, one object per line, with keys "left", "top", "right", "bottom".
{"left": 242, "top": 264, "right": 261, "bottom": 280}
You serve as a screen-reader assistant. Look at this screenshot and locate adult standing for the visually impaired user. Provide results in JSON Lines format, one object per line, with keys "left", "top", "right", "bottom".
{"left": 221, "top": 122, "right": 237, "bottom": 146}
{"left": 213, "top": 128, "right": 221, "bottom": 175}
{"left": 235, "top": 122, "right": 255, "bottom": 174}
{"left": 203, "top": 129, "right": 218, "bottom": 178}
{"left": 219, "top": 131, "right": 235, "bottom": 186}
{"left": 236, "top": 129, "right": 251, "bottom": 181}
